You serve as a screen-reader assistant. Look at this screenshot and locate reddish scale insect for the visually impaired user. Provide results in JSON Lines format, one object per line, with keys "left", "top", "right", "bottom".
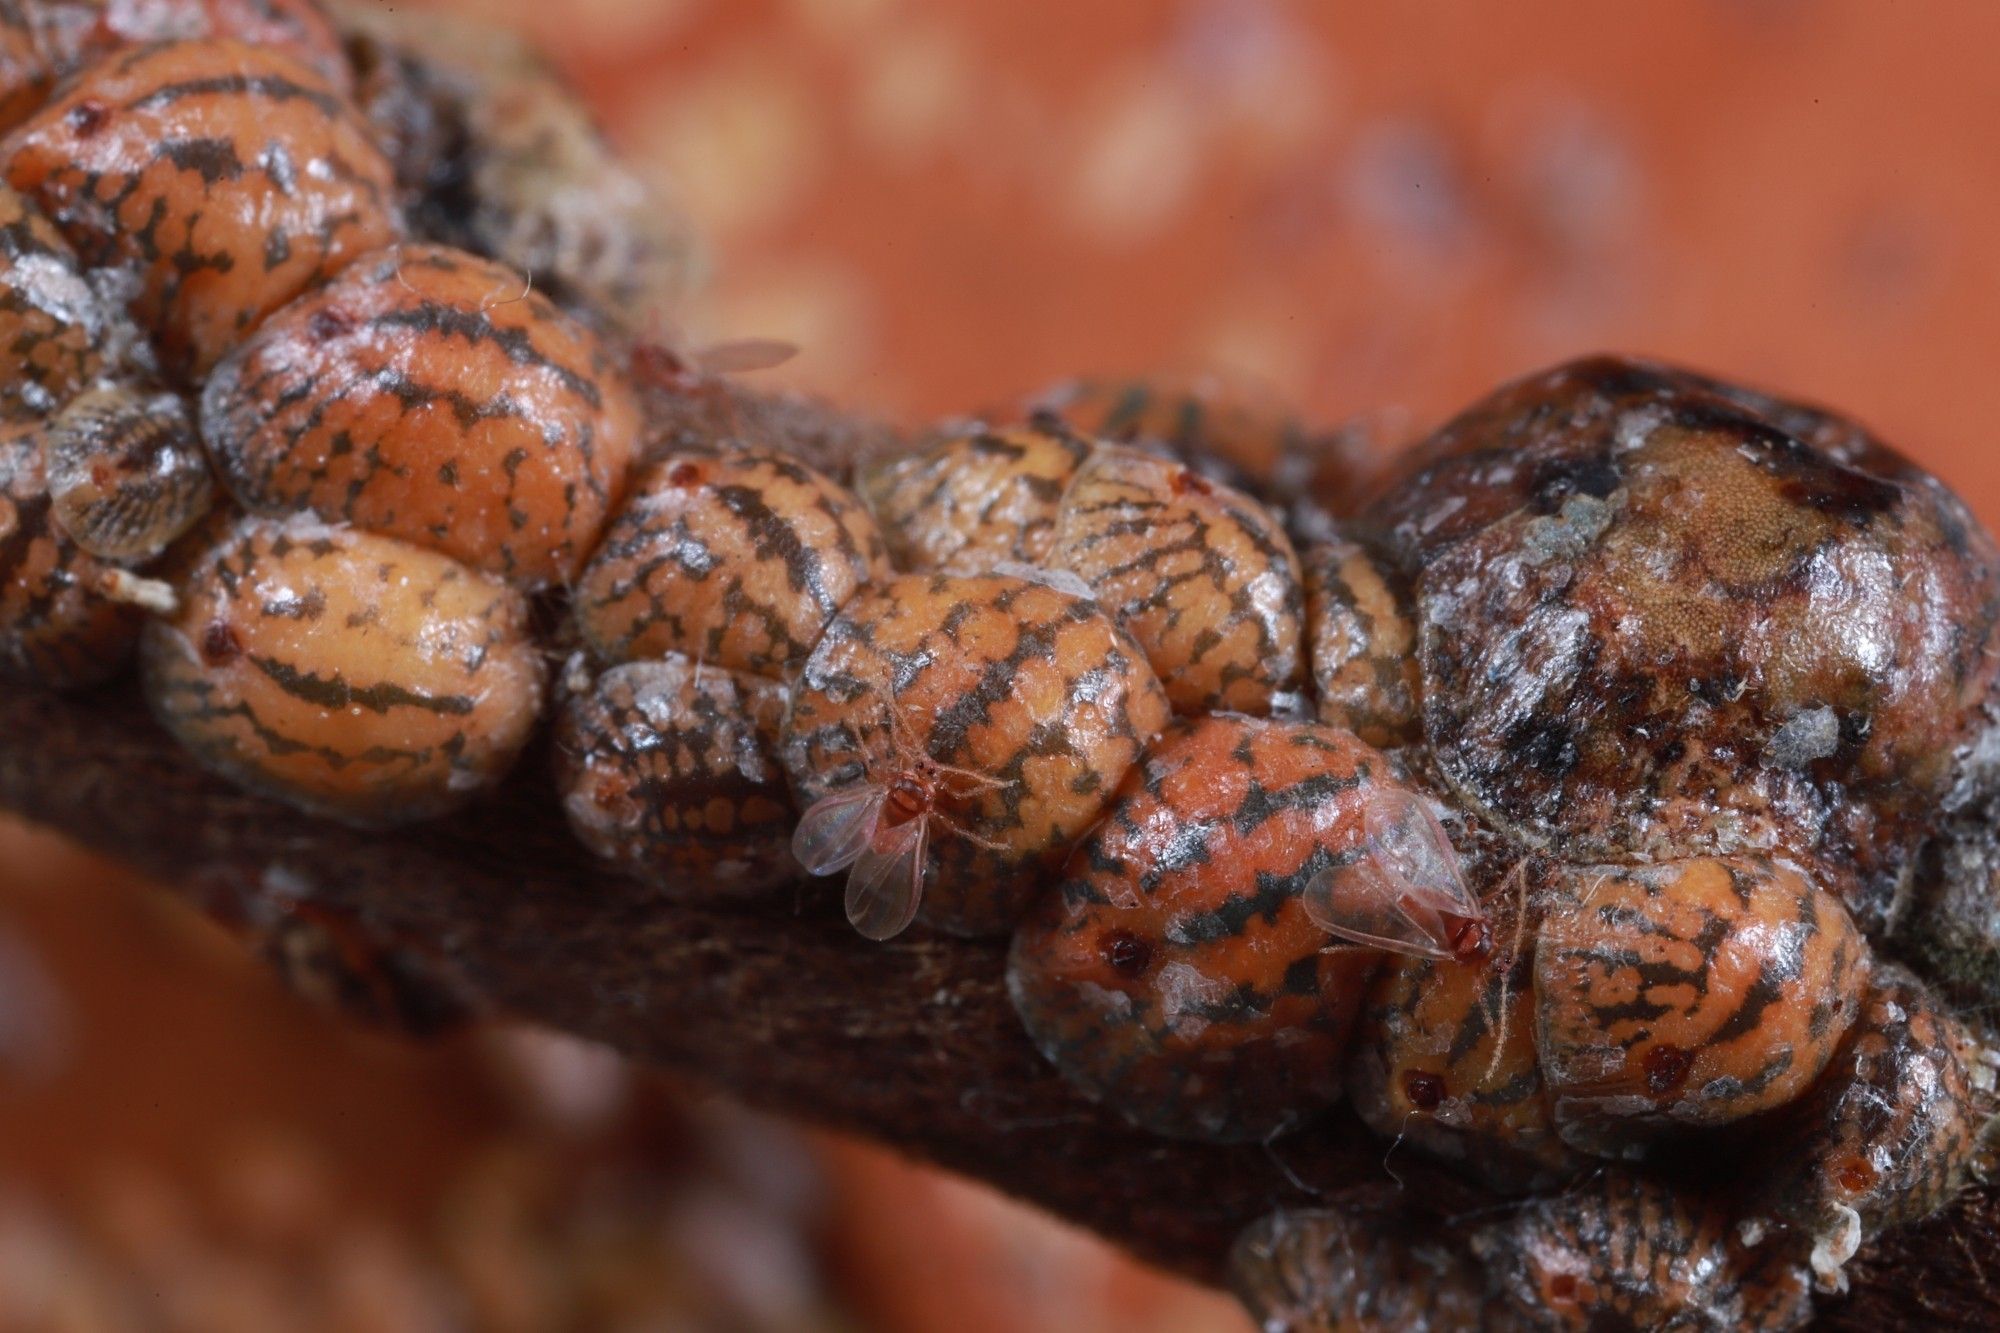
{"left": 3, "top": 37, "right": 400, "bottom": 381}
{"left": 1006, "top": 715, "right": 1478, "bottom": 1142}
{"left": 1738, "top": 965, "right": 1983, "bottom": 1287}
{"left": 784, "top": 571, "right": 1171, "bottom": 939}
{"left": 202, "top": 242, "right": 640, "bottom": 588}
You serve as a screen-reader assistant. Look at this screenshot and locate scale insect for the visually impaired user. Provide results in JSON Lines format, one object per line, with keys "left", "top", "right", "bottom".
{"left": 1303, "top": 784, "right": 1491, "bottom": 963}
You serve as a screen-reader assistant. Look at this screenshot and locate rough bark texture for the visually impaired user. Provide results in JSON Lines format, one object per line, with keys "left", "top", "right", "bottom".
{"left": 2, "top": 386, "right": 1998, "bottom": 1326}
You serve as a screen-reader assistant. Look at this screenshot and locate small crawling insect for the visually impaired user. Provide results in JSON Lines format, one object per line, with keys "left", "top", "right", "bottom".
{"left": 1302, "top": 782, "right": 1488, "bottom": 962}
{"left": 786, "top": 570, "right": 1171, "bottom": 938}
{"left": 790, "top": 719, "right": 1012, "bottom": 940}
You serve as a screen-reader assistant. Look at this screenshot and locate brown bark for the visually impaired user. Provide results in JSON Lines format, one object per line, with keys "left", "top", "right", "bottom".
{"left": 2, "top": 387, "right": 1997, "bottom": 1327}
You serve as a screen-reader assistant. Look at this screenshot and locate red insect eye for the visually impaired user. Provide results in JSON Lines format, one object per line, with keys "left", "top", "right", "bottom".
{"left": 1403, "top": 1070, "right": 1447, "bottom": 1111}
{"left": 1099, "top": 930, "right": 1153, "bottom": 978}
{"left": 1170, "top": 467, "right": 1212, "bottom": 497}
{"left": 1642, "top": 1044, "right": 1694, "bottom": 1097}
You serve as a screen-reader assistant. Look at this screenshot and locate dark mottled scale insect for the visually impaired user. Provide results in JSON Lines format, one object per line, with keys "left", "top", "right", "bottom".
{"left": 785, "top": 571, "right": 1170, "bottom": 939}
{"left": 1050, "top": 444, "right": 1308, "bottom": 716}
{"left": 0, "top": 421, "right": 138, "bottom": 685}
{"left": 575, "top": 447, "right": 888, "bottom": 674}
{"left": 1300, "top": 535, "right": 1419, "bottom": 748}
{"left": 1739, "top": 965, "right": 1984, "bottom": 1289}
{"left": 337, "top": 4, "right": 691, "bottom": 332}
{"left": 554, "top": 654, "right": 796, "bottom": 902}
{"left": 43, "top": 383, "right": 211, "bottom": 562}
{"left": 1363, "top": 357, "right": 2000, "bottom": 914}
{"left": 1006, "top": 715, "right": 1480, "bottom": 1142}
{"left": 257, "top": 897, "right": 476, "bottom": 1039}
{"left": 3, "top": 37, "right": 399, "bottom": 380}
{"left": 0, "top": 179, "right": 132, "bottom": 417}
{"left": 202, "top": 242, "right": 639, "bottom": 588}
{"left": 1229, "top": 1195, "right": 1487, "bottom": 1333}
{"left": 141, "top": 513, "right": 544, "bottom": 827}
{"left": 1474, "top": 1170, "right": 1813, "bottom": 1333}
{"left": 1346, "top": 944, "right": 1583, "bottom": 1193}
{"left": 856, "top": 418, "right": 1091, "bottom": 575}
{"left": 1534, "top": 856, "right": 1864, "bottom": 1153}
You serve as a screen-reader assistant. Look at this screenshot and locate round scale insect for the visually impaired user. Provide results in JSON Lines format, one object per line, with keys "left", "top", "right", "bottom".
{"left": 554, "top": 654, "right": 795, "bottom": 902}
{"left": 2, "top": 37, "right": 401, "bottom": 382}
{"left": 1366, "top": 357, "right": 2000, "bottom": 916}
{"left": 862, "top": 421, "right": 1309, "bottom": 717}
{"left": 142, "top": 513, "right": 545, "bottom": 827}
{"left": 1229, "top": 1195, "right": 1487, "bottom": 1333}
{"left": 1006, "top": 714, "right": 1477, "bottom": 1142}
{"left": 785, "top": 570, "right": 1171, "bottom": 939}
{"left": 1534, "top": 857, "right": 1864, "bottom": 1153}
{"left": 574, "top": 447, "right": 889, "bottom": 674}
{"left": 42, "top": 382, "right": 212, "bottom": 564}
{"left": 1472, "top": 1170, "right": 1814, "bottom": 1332}
{"left": 856, "top": 417, "right": 1091, "bottom": 575}
{"left": 202, "top": 241, "right": 640, "bottom": 588}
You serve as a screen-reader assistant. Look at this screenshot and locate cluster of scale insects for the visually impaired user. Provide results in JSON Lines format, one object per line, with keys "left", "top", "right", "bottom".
{"left": 3, "top": 7, "right": 2000, "bottom": 1331}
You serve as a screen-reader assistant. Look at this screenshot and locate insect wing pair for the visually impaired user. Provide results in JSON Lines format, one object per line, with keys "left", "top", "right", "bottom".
{"left": 1303, "top": 786, "right": 1485, "bottom": 961}
{"left": 792, "top": 783, "right": 928, "bottom": 941}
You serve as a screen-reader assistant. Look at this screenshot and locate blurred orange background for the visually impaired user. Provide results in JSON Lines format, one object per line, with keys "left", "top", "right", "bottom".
{"left": 6, "top": 0, "right": 2000, "bottom": 1327}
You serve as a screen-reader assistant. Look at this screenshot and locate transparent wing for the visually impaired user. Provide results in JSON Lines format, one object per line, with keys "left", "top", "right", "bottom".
{"left": 697, "top": 338, "right": 799, "bottom": 375}
{"left": 845, "top": 816, "right": 927, "bottom": 941}
{"left": 1303, "top": 786, "right": 1481, "bottom": 959}
{"left": 792, "top": 785, "right": 887, "bottom": 877}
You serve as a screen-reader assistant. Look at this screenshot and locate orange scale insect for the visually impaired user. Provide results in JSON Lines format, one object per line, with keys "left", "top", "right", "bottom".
{"left": 1006, "top": 714, "right": 1482, "bottom": 1143}
{"left": 3, "top": 37, "right": 400, "bottom": 380}
{"left": 201, "top": 242, "right": 639, "bottom": 588}
{"left": 1049, "top": 443, "right": 1308, "bottom": 716}
{"left": 1534, "top": 856, "right": 1866, "bottom": 1153}
{"left": 141, "top": 513, "right": 545, "bottom": 827}
{"left": 783, "top": 570, "right": 1171, "bottom": 939}
{"left": 575, "top": 446, "right": 889, "bottom": 676}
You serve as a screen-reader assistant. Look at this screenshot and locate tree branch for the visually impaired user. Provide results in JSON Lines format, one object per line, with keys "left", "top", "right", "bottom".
{"left": 1, "top": 386, "right": 1997, "bottom": 1327}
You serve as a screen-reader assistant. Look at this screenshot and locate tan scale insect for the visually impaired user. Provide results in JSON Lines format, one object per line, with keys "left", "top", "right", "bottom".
{"left": 142, "top": 514, "right": 545, "bottom": 828}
